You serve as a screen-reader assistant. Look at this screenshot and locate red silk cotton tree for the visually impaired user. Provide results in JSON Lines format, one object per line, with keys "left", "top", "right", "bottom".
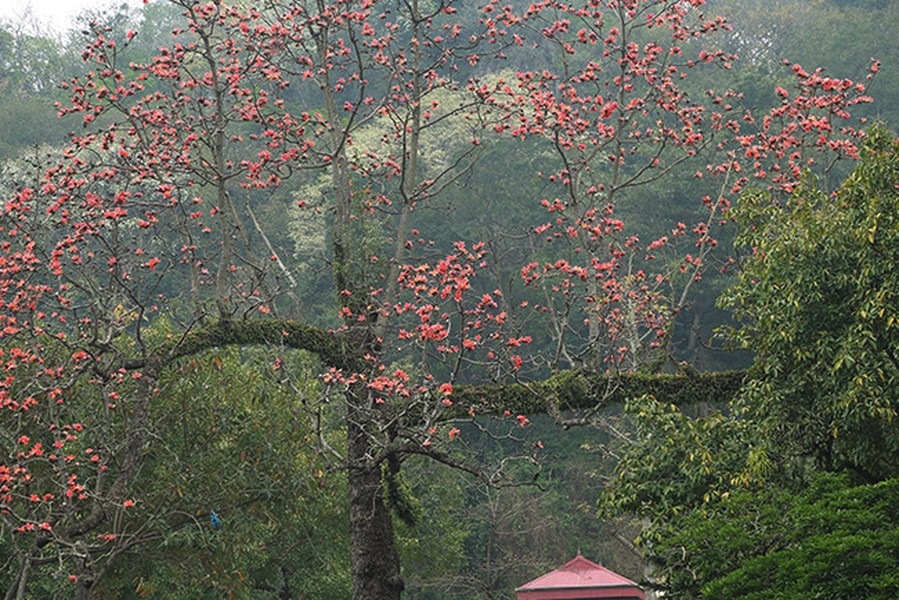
{"left": 479, "top": 0, "right": 873, "bottom": 378}
{"left": 1, "top": 0, "right": 515, "bottom": 597}
{"left": 0, "top": 0, "right": 876, "bottom": 598}
{"left": 472, "top": 0, "right": 736, "bottom": 376}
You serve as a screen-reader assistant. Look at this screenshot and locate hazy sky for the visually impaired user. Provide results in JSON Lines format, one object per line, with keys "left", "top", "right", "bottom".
{"left": 0, "top": 0, "right": 147, "bottom": 35}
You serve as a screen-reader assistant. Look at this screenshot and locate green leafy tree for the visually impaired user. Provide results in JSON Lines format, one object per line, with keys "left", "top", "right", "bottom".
{"left": 720, "top": 125, "right": 899, "bottom": 482}
{"left": 601, "top": 127, "right": 899, "bottom": 598}
{"left": 659, "top": 474, "right": 899, "bottom": 600}
{"left": 94, "top": 346, "right": 353, "bottom": 600}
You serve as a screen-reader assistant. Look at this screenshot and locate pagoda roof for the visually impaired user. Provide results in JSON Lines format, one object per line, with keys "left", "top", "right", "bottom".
{"left": 516, "top": 553, "right": 644, "bottom": 600}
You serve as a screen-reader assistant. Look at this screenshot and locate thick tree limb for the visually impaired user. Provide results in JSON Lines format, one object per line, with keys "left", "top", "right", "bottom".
{"left": 125, "top": 318, "right": 358, "bottom": 372}
{"left": 128, "top": 318, "right": 746, "bottom": 415}
{"left": 450, "top": 370, "right": 747, "bottom": 417}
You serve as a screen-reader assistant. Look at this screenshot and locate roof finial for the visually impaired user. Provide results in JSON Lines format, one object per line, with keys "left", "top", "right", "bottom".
{"left": 576, "top": 546, "right": 582, "bottom": 557}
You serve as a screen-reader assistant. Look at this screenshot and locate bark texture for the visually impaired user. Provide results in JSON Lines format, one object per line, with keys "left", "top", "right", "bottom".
{"left": 347, "top": 435, "right": 404, "bottom": 600}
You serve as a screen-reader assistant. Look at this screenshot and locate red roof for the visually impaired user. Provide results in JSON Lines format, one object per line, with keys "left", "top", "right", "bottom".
{"left": 516, "top": 553, "right": 645, "bottom": 600}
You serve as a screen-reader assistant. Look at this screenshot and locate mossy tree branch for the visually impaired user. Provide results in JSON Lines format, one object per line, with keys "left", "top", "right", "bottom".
{"left": 127, "top": 317, "right": 746, "bottom": 417}
{"left": 450, "top": 370, "right": 747, "bottom": 418}
{"left": 126, "top": 318, "right": 360, "bottom": 372}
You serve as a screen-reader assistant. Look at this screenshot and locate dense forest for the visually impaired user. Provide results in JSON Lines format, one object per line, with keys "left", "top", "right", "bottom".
{"left": 0, "top": 0, "right": 897, "bottom": 598}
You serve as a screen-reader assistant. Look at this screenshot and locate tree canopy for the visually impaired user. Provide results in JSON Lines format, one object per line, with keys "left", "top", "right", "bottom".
{"left": 0, "top": 0, "right": 895, "bottom": 598}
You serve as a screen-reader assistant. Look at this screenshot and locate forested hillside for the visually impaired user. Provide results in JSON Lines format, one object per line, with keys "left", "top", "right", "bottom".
{"left": 0, "top": 1, "right": 896, "bottom": 598}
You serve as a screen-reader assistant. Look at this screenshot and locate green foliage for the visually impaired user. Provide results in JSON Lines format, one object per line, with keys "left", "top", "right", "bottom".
{"left": 658, "top": 474, "right": 899, "bottom": 600}
{"left": 95, "top": 346, "right": 354, "bottom": 599}
{"left": 720, "top": 126, "right": 899, "bottom": 481}
{"left": 598, "top": 395, "right": 754, "bottom": 523}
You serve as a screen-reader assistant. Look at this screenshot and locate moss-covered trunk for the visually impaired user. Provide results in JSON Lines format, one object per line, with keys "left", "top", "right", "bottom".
{"left": 346, "top": 392, "right": 404, "bottom": 599}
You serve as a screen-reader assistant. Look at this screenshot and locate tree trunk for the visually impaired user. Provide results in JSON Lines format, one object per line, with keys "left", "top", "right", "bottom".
{"left": 346, "top": 400, "right": 403, "bottom": 600}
